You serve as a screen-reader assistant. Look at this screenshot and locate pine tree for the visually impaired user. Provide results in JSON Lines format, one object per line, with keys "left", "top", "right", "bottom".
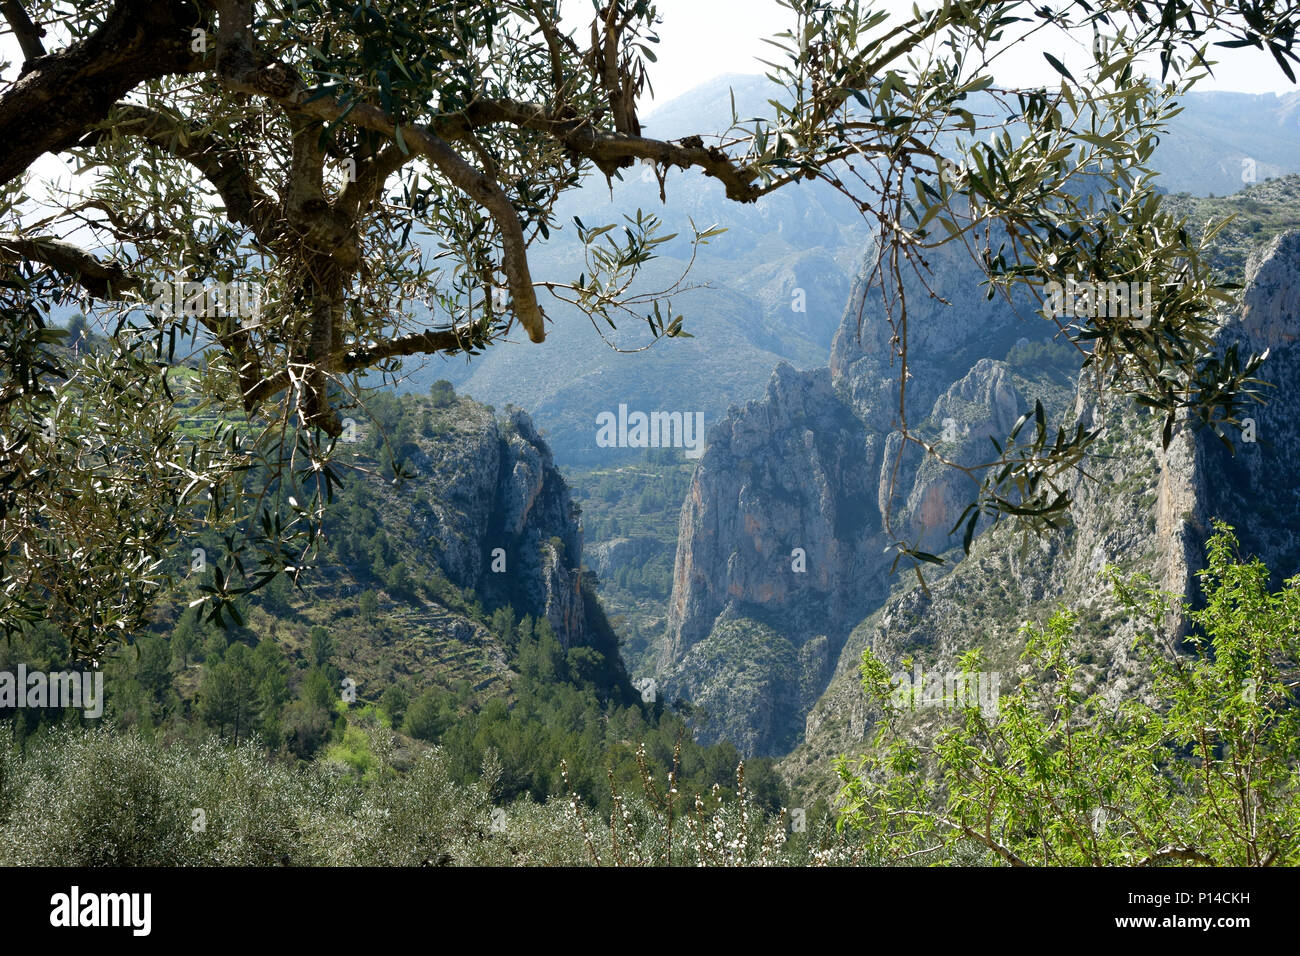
{"left": 199, "top": 643, "right": 259, "bottom": 745}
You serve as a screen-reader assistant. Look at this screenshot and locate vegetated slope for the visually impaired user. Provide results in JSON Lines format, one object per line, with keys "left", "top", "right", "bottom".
{"left": 250, "top": 383, "right": 626, "bottom": 708}
{"left": 4, "top": 378, "right": 804, "bottom": 818}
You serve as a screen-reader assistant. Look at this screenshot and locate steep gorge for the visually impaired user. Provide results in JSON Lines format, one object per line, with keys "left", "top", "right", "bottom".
{"left": 659, "top": 225, "right": 1300, "bottom": 766}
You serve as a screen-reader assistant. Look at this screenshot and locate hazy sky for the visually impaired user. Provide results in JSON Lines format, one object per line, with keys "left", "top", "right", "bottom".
{"left": 3, "top": 3, "right": 1294, "bottom": 108}
{"left": 633, "top": 0, "right": 1299, "bottom": 106}
{"left": 4, "top": 2, "right": 1295, "bottom": 194}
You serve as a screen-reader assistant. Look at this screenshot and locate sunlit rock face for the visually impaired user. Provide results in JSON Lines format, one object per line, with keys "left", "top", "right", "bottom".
{"left": 663, "top": 225, "right": 1300, "bottom": 761}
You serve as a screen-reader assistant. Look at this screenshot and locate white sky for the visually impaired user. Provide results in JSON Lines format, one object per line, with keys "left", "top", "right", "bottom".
{"left": 5, "top": 1, "right": 1295, "bottom": 198}
{"left": 4, "top": 3, "right": 1294, "bottom": 116}
{"left": 635, "top": 0, "right": 1298, "bottom": 105}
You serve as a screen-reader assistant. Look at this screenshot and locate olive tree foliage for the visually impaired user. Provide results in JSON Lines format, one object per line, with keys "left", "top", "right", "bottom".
{"left": 0, "top": 297, "right": 241, "bottom": 661}
{"left": 836, "top": 523, "right": 1300, "bottom": 866}
{"left": 0, "top": 0, "right": 1294, "bottom": 654}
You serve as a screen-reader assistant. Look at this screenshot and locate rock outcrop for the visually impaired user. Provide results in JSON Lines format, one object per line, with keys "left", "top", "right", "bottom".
{"left": 780, "top": 229, "right": 1300, "bottom": 796}
{"left": 380, "top": 401, "right": 588, "bottom": 649}
{"left": 588, "top": 536, "right": 663, "bottom": 581}
{"left": 660, "top": 239, "right": 1063, "bottom": 755}
{"left": 661, "top": 224, "right": 1300, "bottom": 762}
{"left": 1196, "top": 231, "right": 1300, "bottom": 576}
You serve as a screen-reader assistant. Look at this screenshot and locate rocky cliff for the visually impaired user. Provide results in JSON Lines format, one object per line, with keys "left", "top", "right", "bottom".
{"left": 367, "top": 399, "right": 589, "bottom": 650}
{"left": 780, "top": 229, "right": 1300, "bottom": 796}
{"left": 1196, "top": 231, "right": 1300, "bottom": 576}
{"left": 659, "top": 238, "right": 1078, "bottom": 755}
{"left": 661, "top": 224, "right": 1300, "bottom": 762}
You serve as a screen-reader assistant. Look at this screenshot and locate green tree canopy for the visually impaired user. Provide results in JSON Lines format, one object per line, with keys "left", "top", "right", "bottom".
{"left": 836, "top": 522, "right": 1300, "bottom": 866}
{"left": 199, "top": 641, "right": 260, "bottom": 745}
{"left": 1, "top": 1, "right": 1295, "bottom": 653}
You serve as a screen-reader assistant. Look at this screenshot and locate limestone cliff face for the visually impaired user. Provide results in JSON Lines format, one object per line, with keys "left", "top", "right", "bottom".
{"left": 828, "top": 233, "right": 1041, "bottom": 426}
{"left": 663, "top": 225, "right": 1300, "bottom": 762}
{"left": 658, "top": 362, "right": 882, "bottom": 755}
{"left": 401, "top": 409, "right": 502, "bottom": 592}
{"left": 781, "top": 230, "right": 1300, "bottom": 796}
{"left": 588, "top": 536, "right": 663, "bottom": 580}
{"left": 879, "top": 358, "right": 1026, "bottom": 555}
{"left": 664, "top": 363, "right": 882, "bottom": 665}
{"left": 660, "top": 238, "right": 1057, "bottom": 755}
{"left": 1195, "top": 231, "right": 1300, "bottom": 576}
{"left": 496, "top": 411, "right": 588, "bottom": 649}
{"left": 385, "top": 402, "right": 587, "bottom": 649}
{"left": 785, "top": 391, "right": 1175, "bottom": 792}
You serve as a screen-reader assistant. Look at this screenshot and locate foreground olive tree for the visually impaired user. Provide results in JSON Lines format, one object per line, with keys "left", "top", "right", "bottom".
{"left": 836, "top": 523, "right": 1300, "bottom": 866}
{"left": 0, "top": 0, "right": 1294, "bottom": 654}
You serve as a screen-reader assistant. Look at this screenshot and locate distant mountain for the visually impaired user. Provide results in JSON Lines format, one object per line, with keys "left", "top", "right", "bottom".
{"left": 395, "top": 78, "right": 1300, "bottom": 470}
{"left": 396, "top": 73, "right": 871, "bottom": 465}
{"left": 1150, "top": 89, "right": 1300, "bottom": 196}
